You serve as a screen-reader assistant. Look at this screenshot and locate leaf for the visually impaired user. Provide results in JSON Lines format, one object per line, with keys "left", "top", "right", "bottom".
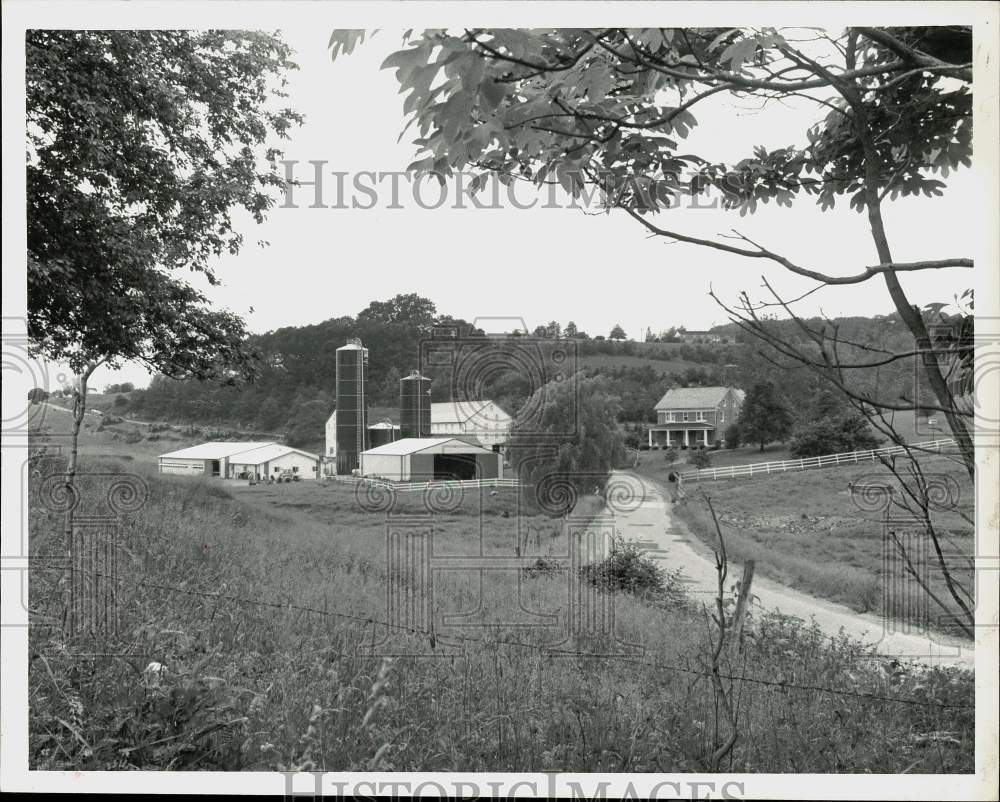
{"left": 479, "top": 79, "right": 506, "bottom": 111}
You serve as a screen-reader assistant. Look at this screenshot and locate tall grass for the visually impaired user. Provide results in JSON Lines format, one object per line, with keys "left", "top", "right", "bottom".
{"left": 27, "top": 456, "right": 973, "bottom": 772}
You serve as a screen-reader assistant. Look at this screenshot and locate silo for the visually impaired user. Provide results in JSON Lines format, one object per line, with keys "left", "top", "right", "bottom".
{"left": 368, "top": 421, "right": 399, "bottom": 449}
{"left": 335, "top": 338, "right": 369, "bottom": 474}
{"left": 400, "top": 370, "right": 432, "bottom": 439}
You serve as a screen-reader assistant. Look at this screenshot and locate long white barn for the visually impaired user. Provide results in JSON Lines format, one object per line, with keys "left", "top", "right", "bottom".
{"left": 159, "top": 441, "right": 320, "bottom": 480}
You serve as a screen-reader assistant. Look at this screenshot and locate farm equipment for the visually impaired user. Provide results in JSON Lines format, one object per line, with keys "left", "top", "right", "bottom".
{"left": 276, "top": 469, "right": 300, "bottom": 483}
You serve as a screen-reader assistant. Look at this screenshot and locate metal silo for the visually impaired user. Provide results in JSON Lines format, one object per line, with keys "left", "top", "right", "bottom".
{"left": 368, "top": 421, "right": 398, "bottom": 449}
{"left": 335, "top": 338, "right": 369, "bottom": 474}
{"left": 400, "top": 370, "right": 432, "bottom": 439}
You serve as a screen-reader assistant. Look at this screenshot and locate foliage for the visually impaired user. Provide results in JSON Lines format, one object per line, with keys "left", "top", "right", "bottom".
{"left": 789, "top": 391, "right": 883, "bottom": 457}
{"left": 789, "top": 417, "right": 883, "bottom": 457}
{"left": 688, "top": 449, "right": 712, "bottom": 469}
{"left": 27, "top": 29, "right": 302, "bottom": 379}
{"left": 609, "top": 324, "right": 627, "bottom": 341}
{"left": 663, "top": 446, "right": 679, "bottom": 464}
{"left": 579, "top": 535, "right": 680, "bottom": 600}
{"left": 724, "top": 423, "right": 741, "bottom": 449}
{"left": 507, "top": 373, "right": 626, "bottom": 512}
{"left": 737, "top": 381, "right": 792, "bottom": 451}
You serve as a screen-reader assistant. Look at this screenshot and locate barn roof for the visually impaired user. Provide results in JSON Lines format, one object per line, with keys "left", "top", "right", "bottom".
{"left": 431, "top": 400, "right": 510, "bottom": 424}
{"left": 227, "top": 443, "right": 319, "bottom": 465}
{"left": 159, "top": 442, "right": 277, "bottom": 460}
{"left": 654, "top": 387, "right": 734, "bottom": 410}
{"left": 361, "top": 437, "right": 494, "bottom": 457}
{"left": 158, "top": 441, "right": 318, "bottom": 464}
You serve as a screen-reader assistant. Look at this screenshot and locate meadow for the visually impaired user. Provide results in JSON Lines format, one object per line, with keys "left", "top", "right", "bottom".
{"left": 25, "top": 425, "right": 974, "bottom": 772}
{"left": 633, "top": 451, "right": 974, "bottom": 625}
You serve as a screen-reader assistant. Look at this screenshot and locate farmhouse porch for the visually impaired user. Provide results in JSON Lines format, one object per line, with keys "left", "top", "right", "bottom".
{"left": 647, "top": 422, "right": 715, "bottom": 448}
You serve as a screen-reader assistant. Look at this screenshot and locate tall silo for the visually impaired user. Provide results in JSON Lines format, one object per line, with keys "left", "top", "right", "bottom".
{"left": 335, "top": 338, "right": 369, "bottom": 474}
{"left": 400, "top": 370, "right": 432, "bottom": 439}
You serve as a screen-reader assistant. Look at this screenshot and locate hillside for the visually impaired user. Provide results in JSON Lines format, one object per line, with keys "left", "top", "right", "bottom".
{"left": 104, "top": 297, "right": 934, "bottom": 444}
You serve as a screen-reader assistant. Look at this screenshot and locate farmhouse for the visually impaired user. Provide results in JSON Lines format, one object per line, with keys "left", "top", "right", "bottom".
{"left": 359, "top": 437, "right": 502, "bottom": 482}
{"left": 648, "top": 386, "right": 743, "bottom": 448}
{"left": 158, "top": 441, "right": 320, "bottom": 480}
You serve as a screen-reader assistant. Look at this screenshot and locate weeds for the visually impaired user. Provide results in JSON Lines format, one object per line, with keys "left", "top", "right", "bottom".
{"left": 27, "top": 456, "right": 974, "bottom": 772}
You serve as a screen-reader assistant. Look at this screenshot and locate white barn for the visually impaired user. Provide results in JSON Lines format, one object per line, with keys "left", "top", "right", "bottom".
{"left": 325, "top": 400, "right": 512, "bottom": 462}
{"left": 158, "top": 441, "right": 320, "bottom": 480}
{"left": 360, "top": 437, "right": 502, "bottom": 482}
{"left": 430, "top": 401, "right": 512, "bottom": 451}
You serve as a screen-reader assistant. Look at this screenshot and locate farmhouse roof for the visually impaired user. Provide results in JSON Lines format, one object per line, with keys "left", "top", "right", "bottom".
{"left": 654, "top": 387, "right": 734, "bottom": 410}
{"left": 158, "top": 441, "right": 277, "bottom": 460}
{"left": 361, "top": 437, "right": 494, "bottom": 457}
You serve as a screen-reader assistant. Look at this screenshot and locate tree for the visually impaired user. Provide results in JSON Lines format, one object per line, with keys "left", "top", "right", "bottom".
{"left": 724, "top": 422, "right": 741, "bottom": 449}
{"left": 609, "top": 324, "right": 627, "bottom": 341}
{"left": 357, "top": 293, "right": 437, "bottom": 329}
{"left": 789, "top": 389, "right": 882, "bottom": 457}
{"left": 507, "top": 374, "right": 625, "bottom": 515}
{"left": 545, "top": 320, "right": 562, "bottom": 339}
{"left": 736, "top": 381, "right": 792, "bottom": 451}
{"left": 368, "top": 26, "right": 974, "bottom": 479}
{"left": 26, "top": 30, "right": 301, "bottom": 597}
{"left": 644, "top": 327, "right": 655, "bottom": 343}
{"left": 564, "top": 321, "right": 579, "bottom": 338}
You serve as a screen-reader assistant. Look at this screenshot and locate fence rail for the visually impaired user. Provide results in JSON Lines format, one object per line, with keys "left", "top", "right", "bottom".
{"left": 679, "top": 438, "right": 957, "bottom": 483}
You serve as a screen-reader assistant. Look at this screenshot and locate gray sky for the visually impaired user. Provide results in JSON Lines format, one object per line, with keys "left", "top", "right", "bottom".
{"left": 70, "top": 28, "right": 982, "bottom": 389}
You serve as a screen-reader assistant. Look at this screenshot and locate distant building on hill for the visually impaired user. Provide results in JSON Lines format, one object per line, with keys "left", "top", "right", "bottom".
{"left": 648, "top": 386, "right": 743, "bottom": 449}
{"left": 676, "top": 330, "right": 730, "bottom": 344}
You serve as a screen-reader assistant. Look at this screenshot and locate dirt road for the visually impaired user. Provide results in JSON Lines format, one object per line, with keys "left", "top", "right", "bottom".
{"left": 611, "top": 471, "right": 974, "bottom": 670}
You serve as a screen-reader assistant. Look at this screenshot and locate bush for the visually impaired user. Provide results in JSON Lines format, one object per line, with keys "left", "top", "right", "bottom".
{"left": 580, "top": 536, "right": 665, "bottom": 596}
{"left": 789, "top": 414, "right": 883, "bottom": 458}
{"left": 663, "top": 446, "right": 679, "bottom": 464}
{"left": 688, "top": 449, "right": 712, "bottom": 469}
{"left": 724, "top": 423, "right": 741, "bottom": 449}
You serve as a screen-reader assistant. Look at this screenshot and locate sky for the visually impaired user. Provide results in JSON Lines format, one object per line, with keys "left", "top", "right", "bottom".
{"left": 46, "top": 27, "right": 984, "bottom": 390}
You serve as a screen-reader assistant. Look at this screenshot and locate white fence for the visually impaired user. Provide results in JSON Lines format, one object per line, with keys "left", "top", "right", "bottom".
{"left": 679, "top": 438, "right": 957, "bottom": 482}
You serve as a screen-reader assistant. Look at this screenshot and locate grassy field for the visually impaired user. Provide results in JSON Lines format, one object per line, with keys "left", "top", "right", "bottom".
{"left": 23, "top": 418, "right": 974, "bottom": 772}
{"left": 633, "top": 452, "right": 974, "bottom": 627}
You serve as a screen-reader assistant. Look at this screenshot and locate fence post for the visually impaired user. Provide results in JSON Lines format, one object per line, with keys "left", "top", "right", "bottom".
{"left": 730, "top": 560, "right": 755, "bottom": 657}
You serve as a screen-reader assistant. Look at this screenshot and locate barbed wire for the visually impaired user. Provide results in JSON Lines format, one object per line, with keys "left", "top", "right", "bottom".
{"left": 25, "top": 564, "right": 974, "bottom": 712}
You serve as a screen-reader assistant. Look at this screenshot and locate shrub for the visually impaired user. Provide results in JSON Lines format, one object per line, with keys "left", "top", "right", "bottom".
{"left": 114, "top": 395, "right": 128, "bottom": 408}
{"left": 688, "top": 449, "right": 712, "bottom": 469}
{"left": 789, "top": 414, "right": 883, "bottom": 458}
{"left": 663, "top": 446, "right": 679, "bottom": 464}
{"left": 580, "top": 536, "right": 665, "bottom": 596}
{"left": 724, "top": 422, "right": 741, "bottom": 449}
{"left": 123, "top": 428, "right": 143, "bottom": 444}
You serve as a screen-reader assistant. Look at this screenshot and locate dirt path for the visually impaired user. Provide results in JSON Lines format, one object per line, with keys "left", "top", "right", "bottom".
{"left": 612, "top": 471, "right": 974, "bottom": 670}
